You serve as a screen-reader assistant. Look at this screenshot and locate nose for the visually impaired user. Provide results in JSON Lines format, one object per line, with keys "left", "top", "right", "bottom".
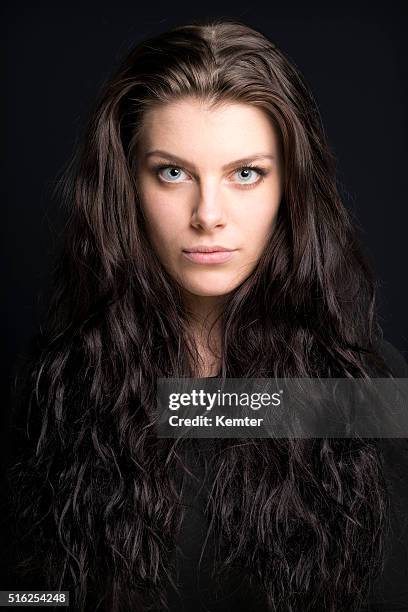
{"left": 190, "top": 182, "right": 227, "bottom": 231}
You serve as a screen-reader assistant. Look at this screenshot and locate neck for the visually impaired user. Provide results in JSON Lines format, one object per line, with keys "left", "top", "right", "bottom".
{"left": 182, "top": 291, "right": 226, "bottom": 377}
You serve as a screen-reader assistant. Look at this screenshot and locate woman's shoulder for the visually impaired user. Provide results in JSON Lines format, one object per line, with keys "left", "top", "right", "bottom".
{"left": 373, "top": 338, "right": 408, "bottom": 377}
{"left": 364, "top": 339, "right": 408, "bottom": 610}
{"left": 373, "top": 339, "right": 408, "bottom": 477}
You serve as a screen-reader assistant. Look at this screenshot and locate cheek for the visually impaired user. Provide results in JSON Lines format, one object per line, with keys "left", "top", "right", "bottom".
{"left": 237, "top": 198, "right": 280, "bottom": 248}
{"left": 140, "top": 189, "right": 175, "bottom": 234}
{"left": 140, "top": 199, "right": 183, "bottom": 261}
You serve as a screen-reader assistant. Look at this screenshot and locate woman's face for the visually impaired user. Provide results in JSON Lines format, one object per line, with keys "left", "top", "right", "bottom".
{"left": 135, "top": 98, "right": 283, "bottom": 299}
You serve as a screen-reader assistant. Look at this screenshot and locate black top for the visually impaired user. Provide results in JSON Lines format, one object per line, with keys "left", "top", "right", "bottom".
{"left": 166, "top": 340, "right": 408, "bottom": 612}
{"left": 2, "top": 341, "right": 407, "bottom": 611}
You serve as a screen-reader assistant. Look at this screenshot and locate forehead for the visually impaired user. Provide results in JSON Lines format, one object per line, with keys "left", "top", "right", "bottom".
{"left": 137, "top": 98, "right": 279, "bottom": 163}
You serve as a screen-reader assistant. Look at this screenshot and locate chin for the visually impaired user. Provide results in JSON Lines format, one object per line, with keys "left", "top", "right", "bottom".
{"left": 181, "top": 276, "right": 241, "bottom": 297}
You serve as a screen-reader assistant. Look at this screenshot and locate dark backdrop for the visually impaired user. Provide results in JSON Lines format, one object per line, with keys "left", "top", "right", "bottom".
{"left": 1, "top": 0, "right": 407, "bottom": 586}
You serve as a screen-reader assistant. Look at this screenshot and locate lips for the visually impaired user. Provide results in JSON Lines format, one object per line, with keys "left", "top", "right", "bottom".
{"left": 182, "top": 247, "right": 237, "bottom": 265}
{"left": 183, "top": 245, "right": 234, "bottom": 253}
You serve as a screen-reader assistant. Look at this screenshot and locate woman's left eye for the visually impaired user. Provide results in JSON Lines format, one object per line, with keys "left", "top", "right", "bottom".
{"left": 232, "top": 166, "right": 266, "bottom": 185}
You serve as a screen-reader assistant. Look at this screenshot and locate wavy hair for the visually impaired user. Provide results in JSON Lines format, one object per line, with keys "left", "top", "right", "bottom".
{"left": 7, "top": 17, "right": 396, "bottom": 612}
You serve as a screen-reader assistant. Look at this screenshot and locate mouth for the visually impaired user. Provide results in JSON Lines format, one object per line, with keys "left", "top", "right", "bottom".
{"left": 182, "top": 248, "right": 237, "bottom": 265}
{"left": 183, "top": 245, "right": 234, "bottom": 253}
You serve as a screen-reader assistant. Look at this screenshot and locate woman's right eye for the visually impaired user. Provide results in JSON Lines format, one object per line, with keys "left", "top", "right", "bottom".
{"left": 156, "top": 166, "right": 189, "bottom": 182}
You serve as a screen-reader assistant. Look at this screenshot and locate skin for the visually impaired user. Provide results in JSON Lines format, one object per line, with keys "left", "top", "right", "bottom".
{"left": 135, "top": 97, "right": 283, "bottom": 374}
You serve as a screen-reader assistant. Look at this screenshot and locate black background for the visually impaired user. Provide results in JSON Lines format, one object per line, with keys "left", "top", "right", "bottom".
{"left": 3, "top": 2, "right": 408, "bottom": 372}
{"left": 1, "top": 0, "right": 407, "bottom": 587}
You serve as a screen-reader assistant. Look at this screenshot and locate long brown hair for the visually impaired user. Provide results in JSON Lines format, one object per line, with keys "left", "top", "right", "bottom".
{"left": 7, "top": 17, "right": 394, "bottom": 612}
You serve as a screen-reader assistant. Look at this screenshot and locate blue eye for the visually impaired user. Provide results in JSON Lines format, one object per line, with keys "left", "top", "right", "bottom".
{"left": 234, "top": 167, "right": 261, "bottom": 184}
{"left": 157, "top": 166, "right": 188, "bottom": 182}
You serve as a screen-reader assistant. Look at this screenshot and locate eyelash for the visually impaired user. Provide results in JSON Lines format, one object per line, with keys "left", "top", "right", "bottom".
{"left": 153, "top": 163, "right": 268, "bottom": 189}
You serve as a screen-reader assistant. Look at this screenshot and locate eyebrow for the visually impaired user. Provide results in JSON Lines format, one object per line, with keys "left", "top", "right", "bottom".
{"left": 145, "top": 149, "right": 275, "bottom": 170}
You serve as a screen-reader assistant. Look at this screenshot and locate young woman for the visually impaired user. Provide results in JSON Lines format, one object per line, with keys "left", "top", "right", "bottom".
{"left": 6, "top": 17, "right": 408, "bottom": 612}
